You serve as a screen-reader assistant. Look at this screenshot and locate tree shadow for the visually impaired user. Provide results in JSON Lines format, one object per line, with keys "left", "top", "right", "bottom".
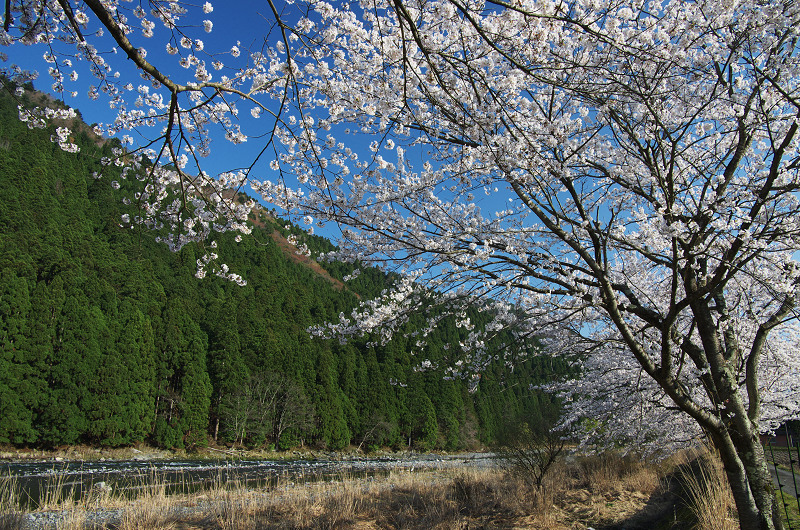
{"left": 594, "top": 471, "right": 692, "bottom": 530}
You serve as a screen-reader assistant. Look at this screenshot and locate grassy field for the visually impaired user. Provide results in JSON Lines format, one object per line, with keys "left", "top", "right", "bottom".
{"left": 777, "top": 490, "right": 800, "bottom": 530}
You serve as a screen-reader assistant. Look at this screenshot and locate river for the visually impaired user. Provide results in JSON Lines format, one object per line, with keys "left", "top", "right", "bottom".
{"left": 1, "top": 452, "right": 495, "bottom": 510}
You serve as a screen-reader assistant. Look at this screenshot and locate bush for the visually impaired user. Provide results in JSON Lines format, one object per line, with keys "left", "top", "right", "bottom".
{"left": 494, "top": 402, "right": 567, "bottom": 489}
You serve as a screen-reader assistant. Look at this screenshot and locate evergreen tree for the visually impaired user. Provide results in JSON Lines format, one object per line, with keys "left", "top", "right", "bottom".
{"left": 0, "top": 84, "right": 568, "bottom": 451}
{"left": 155, "top": 300, "right": 212, "bottom": 448}
{"left": 0, "top": 270, "right": 36, "bottom": 443}
{"left": 207, "top": 301, "right": 248, "bottom": 442}
{"left": 39, "top": 286, "right": 99, "bottom": 445}
{"left": 410, "top": 388, "right": 438, "bottom": 451}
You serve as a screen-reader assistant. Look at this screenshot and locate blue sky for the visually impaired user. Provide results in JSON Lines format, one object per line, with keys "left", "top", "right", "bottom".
{"left": 6, "top": 1, "right": 355, "bottom": 234}
{"left": 6, "top": 0, "right": 518, "bottom": 246}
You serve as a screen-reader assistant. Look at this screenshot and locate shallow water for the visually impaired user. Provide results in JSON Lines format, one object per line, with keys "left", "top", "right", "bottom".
{"left": 0, "top": 453, "right": 492, "bottom": 509}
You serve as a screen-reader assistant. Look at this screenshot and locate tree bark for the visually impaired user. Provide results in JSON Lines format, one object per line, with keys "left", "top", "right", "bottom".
{"left": 733, "top": 433, "right": 784, "bottom": 530}
{"left": 711, "top": 427, "right": 784, "bottom": 530}
{"left": 681, "top": 278, "right": 784, "bottom": 530}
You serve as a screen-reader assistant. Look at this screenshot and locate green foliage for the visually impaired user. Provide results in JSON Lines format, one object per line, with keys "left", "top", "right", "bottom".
{"left": 410, "top": 389, "right": 438, "bottom": 451}
{"left": 0, "top": 270, "right": 36, "bottom": 443}
{"left": 0, "top": 83, "right": 571, "bottom": 451}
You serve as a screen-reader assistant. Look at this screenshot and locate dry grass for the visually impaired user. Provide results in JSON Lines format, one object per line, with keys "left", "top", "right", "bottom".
{"left": 244, "top": 456, "right": 669, "bottom": 530}
{"left": 540, "top": 452, "right": 669, "bottom": 530}
{"left": 678, "top": 450, "right": 738, "bottom": 530}
{"left": 115, "top": 471, "right": 182, "bottom": 530}
{"left": 52, "top": 510, "right": 87, "bottom": 530}
{"left": 0, "top": 476, "right": 23, "bottom": 530}
{"left": 0, "top": 470, "right": 92, "bottom": 530}
{"left": 3, "top": 453, "right": 680, "bottom": 530}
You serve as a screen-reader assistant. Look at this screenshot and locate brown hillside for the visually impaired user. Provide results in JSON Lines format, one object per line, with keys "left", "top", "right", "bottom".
{"left": 248, "top": 204, "right": 348, "bottom": 292}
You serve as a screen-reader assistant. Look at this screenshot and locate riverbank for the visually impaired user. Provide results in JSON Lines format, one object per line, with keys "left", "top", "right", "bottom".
{"left": 0, "top": 445, "right": 174, "bottom": 463}
{"left": 4, "top": 452, "right": 679, "bottom": 530}
{"left": 1, "top": 448, "right": 499, "bottom": 525}
{"left": 9, "top": 447, "right": 797, "bottom": 529}
{"left": 0, "top": 443, "right": 456, "bottom": 464}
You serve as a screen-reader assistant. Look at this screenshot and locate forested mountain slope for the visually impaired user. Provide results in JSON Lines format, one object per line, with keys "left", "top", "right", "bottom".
{"left": 0, "top": 83, "right": 566, "bottom": 451}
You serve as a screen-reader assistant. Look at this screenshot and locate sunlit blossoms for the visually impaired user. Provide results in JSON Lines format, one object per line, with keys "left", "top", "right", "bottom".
{"left": 51, "top": 126, "right": 80, "bottom": 153}
{"left": 17, "top": 104, "right": 77, "bottom": 132}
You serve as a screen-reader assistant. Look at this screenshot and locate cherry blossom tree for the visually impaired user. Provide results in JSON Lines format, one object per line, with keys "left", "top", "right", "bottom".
{"left": 4, "top": 0, "right": 800, "bottom": 528}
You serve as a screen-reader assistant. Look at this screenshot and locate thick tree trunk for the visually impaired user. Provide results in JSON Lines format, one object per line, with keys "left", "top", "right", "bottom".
{"left": 681, "top": 291, "right": 785, "bottom": 530}
{"left": 733, "top": 432, "right": 784, "bottom": 530}
{"left": 711, "top": 429, "right": 784, "bottom": 530}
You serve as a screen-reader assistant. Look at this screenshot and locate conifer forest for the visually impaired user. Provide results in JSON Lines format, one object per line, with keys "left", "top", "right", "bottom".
{"left": 0, "top": 85, "right": 563, "bottom": 451}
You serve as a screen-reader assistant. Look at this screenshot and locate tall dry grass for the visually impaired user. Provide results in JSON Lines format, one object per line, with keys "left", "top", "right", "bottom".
{"left": 11, "top": 470, "right": 92, "bottom": 530}
{"left": 1, "top": 452, "right": 676, "bottom": 529}
{"left": 0, "top": 476, "right": 23, "bottom": 530}
{"left": 261, "top": 457, "right": 665, "bottom": 530}
{"left": 572, "top": 451, "right": 664, "bottom": 496}
{"left": 115, "top": 470, "right": 182, "bottom": 530}
{"left": 233, "top": 468, "right": 524, "bottom": 529}
{"left": 679, "top": 449, "right": 738, "bottom": 530}
{"left": 201, "top": 472, "right": 265, "bottom": 530}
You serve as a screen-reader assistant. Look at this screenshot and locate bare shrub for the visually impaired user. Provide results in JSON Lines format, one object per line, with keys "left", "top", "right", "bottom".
{"left": 495, "top": 401, "right": 567, "bottom": 490}
{"left": 220, "top": 372, "right": 315, "bottom": 449}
